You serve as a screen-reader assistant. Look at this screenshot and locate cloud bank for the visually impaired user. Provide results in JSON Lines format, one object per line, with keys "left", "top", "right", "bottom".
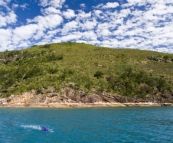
{"left": 0, "top": 0, "right": 173, "bottom": 53}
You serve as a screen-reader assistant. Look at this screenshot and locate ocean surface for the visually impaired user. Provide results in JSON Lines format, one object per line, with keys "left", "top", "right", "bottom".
{"left": 0, "top": 107, "right": 173, "bottom": 143}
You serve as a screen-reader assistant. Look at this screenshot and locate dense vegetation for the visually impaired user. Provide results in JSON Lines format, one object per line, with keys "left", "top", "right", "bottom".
{"left": 0, "top": 42, "right": 173, "bottom": 100}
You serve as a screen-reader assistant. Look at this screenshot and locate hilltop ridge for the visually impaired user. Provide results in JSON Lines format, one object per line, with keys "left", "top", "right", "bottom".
{"left": 0, "top": 42, "right": 173, "bottom": 105}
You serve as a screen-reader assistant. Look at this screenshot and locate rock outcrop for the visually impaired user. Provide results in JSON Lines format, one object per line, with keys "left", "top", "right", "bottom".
{"left": 1, "top": 88, "right": 173, "bottom": 106}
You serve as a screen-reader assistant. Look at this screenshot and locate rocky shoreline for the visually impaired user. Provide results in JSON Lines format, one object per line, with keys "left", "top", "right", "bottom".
{"left": 0, "top": 102, "right": 173, "bottom": 108}
{"left": 1, "top": 88, "right": 173, "bottom": 108}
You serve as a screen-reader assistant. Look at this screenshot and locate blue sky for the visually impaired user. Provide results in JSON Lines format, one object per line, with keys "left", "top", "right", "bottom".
{"left": 0, "top": 0, "right": 173, "bottom": 53}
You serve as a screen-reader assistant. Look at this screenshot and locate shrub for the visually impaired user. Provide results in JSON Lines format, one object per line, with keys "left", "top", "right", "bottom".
{"left": 46, "top": 53, "right": 63, "bottom": 62}
{"left": 94, "top": 71, "right": 104, "bottom": 79}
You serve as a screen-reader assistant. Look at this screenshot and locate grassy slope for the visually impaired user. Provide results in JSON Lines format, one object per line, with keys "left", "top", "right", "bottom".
{"left": 0, "top": 42, "right": 173, "bottom": 99}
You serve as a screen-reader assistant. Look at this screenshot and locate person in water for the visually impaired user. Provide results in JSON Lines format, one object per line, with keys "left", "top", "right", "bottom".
{"left": 41, "top": 127, "right": 48, "bottom": 131}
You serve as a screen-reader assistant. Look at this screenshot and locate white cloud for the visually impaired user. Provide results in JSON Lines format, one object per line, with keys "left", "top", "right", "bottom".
{"left": 61, "top": 21, "right": 78, "bottom": 34}
{"left": 95, "top": 23, "right": 112, "bottom": 38}
{"left": 39, "top": 0, "right": 66, "bottom": 8}
{"left": 0, "top": 28, "right": 12, "bottom": 51}
{"left": 75, "top": 40, "right": 87, "bottom": 43}
{"left": 94, "top": 3, "right": 103, "bottom": 9}
{"left": 17, "top": 41, "right": 31, "bottom": 49}
{"left": 29, "top": 14, "right": 63, "bottom": 29}
{"left": 0, "top": 11, "right": 17, "bottom": 27}
{"left": 125, "top": 0, "right": 146, "bottom": 7}
{"left": 88, "top": 40, "right": 100, "bottom": 45}
{"left": 62, "top": 9, "right": 76, "bottom": 19}
{"left": 93, "top": 10, "right": 102, "bottom": 18}
{"left": 13, "top": 24, "right": 38, "bottom": 44}
{"left": 6, "top": 11, "right": 17, "bottom": 23}
{"left": 64, "top": 5, "right": 69, "bottom": 8}
{"left": 80, "top": 3, "right": 86, "bottom": 8}
{"left": 40, "top": 29, "right": 60, "bottom": 42}
{"left": 47, "top": 29, "right": 60, "bottom": 35}
{"left": 20, "top": 3, "right": 28, "bottom": 10}
{"left": 0, "top": 0, "right": 10, "bottom": 6}
{"left": 12, "top": 3, "right": 28, "bottom": 10}
{"left": 77, "top": 11, "right": 91, "bottom": 19}
{"left": 118, "top": 9, "right": 131, "bottom": 18}
{"left": 12, "top": 4, "right": 19, "bottom": 9}
{"left": 101, "top": 29, "right": 111, "bottom": 36}
{"left": 33, "top": 30, "right": 44, "bottom": 40}
{"left": 0, "top": 0, "right": 173, "bottom": 53}
{"left": 36, "top": 40, "right": 50, "bottom": 46}
{"left": 79, "top": 20, "right": 97, "bottom": 30}
{"left": 0, "top": 0, "right": 5, "bottom": 6}
{"left": 42, "top": 7, "right": 61, "bottom": 15}
{"left": 94, "top": 2, "right": 119, "bottom": 9}
{"left": 82, "top": 31, "right": 97, "bottom": 40}
{"left": 60, "top": 34, "right": 82, "bottom": 42}
{"left": 0, "top": 16, "right": 7, "bottom": 27}
{"left": 102, "top": 2, "right": 119, "bottom": 9}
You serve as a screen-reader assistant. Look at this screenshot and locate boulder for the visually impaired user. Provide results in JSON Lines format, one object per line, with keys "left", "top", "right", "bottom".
{"left": 0, "top": 98, "right": 8, "bottom": 104}
{"left": 82, "top": 94, "right": 102, "bottom": 103}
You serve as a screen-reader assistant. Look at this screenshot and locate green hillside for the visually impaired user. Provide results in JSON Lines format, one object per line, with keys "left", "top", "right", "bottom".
{"left": 0, "top": 42, "right": 173, "bottom": 101}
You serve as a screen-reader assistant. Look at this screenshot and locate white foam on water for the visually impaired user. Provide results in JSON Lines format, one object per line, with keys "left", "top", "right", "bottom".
{"left": 21, "top": 125, "right": 54, "bottom": 132}
{"left": 48, "top": 129, "right": 54, "bottom": 132}
{"left": 21, "top": 125, "right": 42, "bottom": 130}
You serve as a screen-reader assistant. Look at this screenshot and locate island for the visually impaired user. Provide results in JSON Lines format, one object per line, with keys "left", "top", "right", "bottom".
{"left": 0, "top": 42, "right": 173, "bottom": 107}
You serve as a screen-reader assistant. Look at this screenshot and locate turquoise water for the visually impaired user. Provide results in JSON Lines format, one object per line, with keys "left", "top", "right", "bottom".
{"left": 0, "top": 107, "right": 173, "bottom": 143}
